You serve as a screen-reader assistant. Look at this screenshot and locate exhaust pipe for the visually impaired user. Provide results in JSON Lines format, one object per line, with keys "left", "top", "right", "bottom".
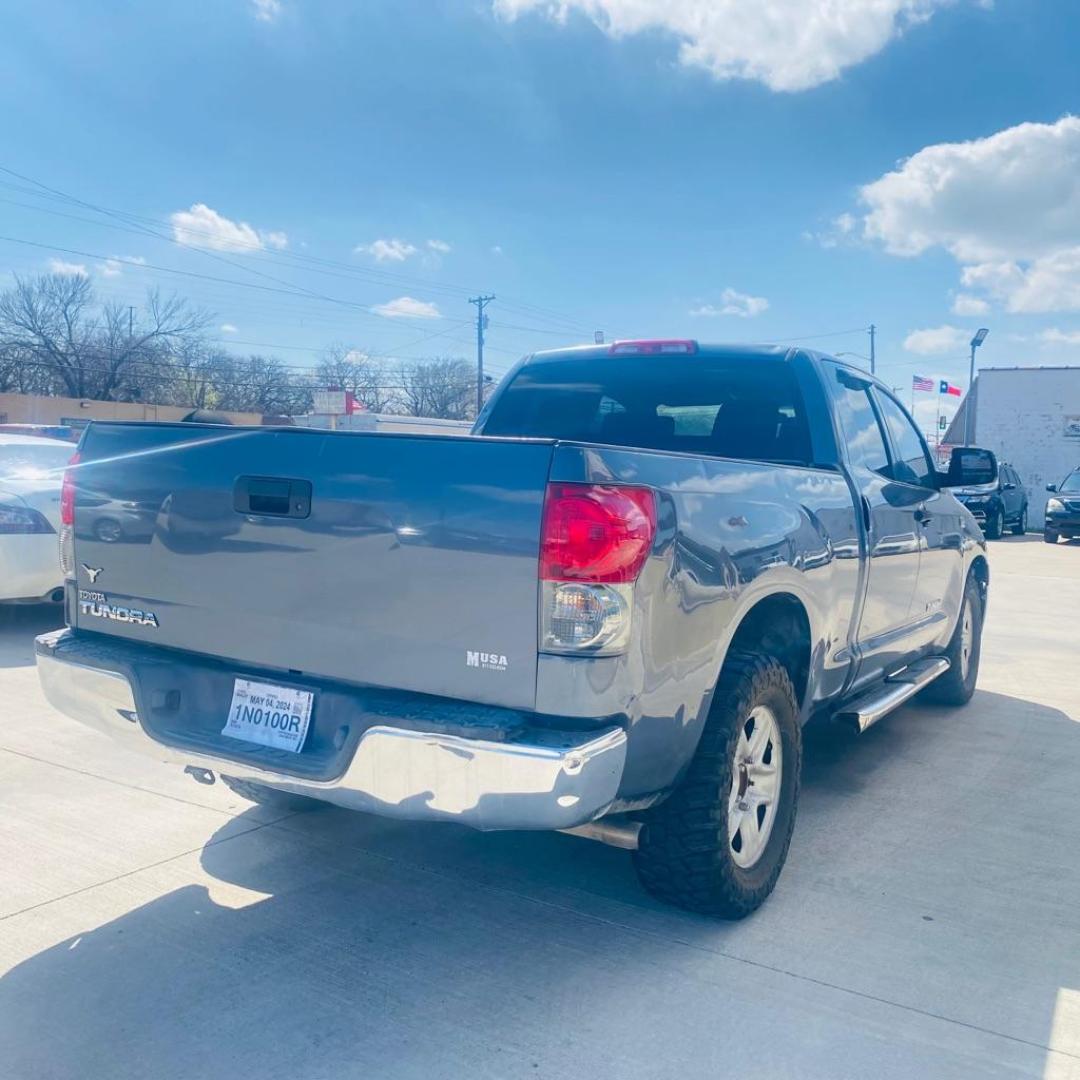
{"left": 560, "top": 818, "right": 642, "bottom": 850}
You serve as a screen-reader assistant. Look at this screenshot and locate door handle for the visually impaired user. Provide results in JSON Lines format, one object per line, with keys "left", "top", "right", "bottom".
{"left": 234, "top": 476, "right": 312, "bottom": 518}
{"left": 914, "top": 506, "right": 931, "bottom": 525}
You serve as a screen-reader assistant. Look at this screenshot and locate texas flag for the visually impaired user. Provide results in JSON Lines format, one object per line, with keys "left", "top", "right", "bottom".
{"left": 939, "top": 380, "right": 962, "bottom": 397}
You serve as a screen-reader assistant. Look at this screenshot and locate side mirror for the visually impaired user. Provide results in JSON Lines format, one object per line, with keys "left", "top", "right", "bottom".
{"left": 944, "top": 447, "right": 998, "bottom": 489}
{"left": 1046, "top": 483, "right": 1058, "bottom": 493}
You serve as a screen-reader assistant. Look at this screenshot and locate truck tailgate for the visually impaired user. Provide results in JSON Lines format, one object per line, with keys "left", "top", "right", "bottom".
{"left": 71, "top": 423, "right": 553, "bottom": 710}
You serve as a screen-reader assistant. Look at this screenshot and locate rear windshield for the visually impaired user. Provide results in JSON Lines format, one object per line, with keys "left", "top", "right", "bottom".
{"left": 482, "top": 354, "right": 812, "bottom": 465}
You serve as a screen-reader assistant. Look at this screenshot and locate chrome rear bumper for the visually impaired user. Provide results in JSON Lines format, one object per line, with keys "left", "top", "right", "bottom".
{"left": 35, "top": 633, "right": 627, "bottom": 831}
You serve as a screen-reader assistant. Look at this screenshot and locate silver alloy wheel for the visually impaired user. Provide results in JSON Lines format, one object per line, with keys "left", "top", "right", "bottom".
{"left": 728, "top": 705, "right": 783, "bottom": 869}
{"left": 959, "top": 596, "right": 974, "bottom": 681}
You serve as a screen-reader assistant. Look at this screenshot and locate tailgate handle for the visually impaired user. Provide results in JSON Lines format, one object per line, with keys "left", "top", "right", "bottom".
{"left": 234, "top": 476, "right": 312, "bottom": 519}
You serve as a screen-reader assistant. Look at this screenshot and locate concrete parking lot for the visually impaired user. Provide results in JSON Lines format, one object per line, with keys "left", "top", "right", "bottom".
{"left": 1, "top": 537, "right": 1078, "bottom": 1079}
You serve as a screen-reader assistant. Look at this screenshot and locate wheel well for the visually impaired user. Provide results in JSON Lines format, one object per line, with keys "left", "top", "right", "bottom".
{"left": 724, "top": 593, "right": 812, "bottom": 711}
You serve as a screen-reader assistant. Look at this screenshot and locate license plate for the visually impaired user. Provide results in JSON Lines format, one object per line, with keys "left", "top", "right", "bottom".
{"left": 222, "top": 678, "right": 314, "bottom": 753}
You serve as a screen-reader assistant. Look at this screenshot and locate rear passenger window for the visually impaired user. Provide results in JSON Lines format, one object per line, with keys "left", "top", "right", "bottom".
{"left": 826, "top": 365, "right": 889, "bottom": 475}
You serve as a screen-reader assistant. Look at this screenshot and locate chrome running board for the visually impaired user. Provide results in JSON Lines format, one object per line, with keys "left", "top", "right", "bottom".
{"left": 835, "top": 657, "right": 950, "bottom": 733}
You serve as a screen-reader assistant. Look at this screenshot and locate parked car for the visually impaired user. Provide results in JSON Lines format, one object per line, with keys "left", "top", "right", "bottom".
{"left": 951, "top": 461, "right": 1028, "bottom": 538}
{"left": 1044, "top": 467, "right": 1080, "bottom": 543}
{"left": 36, "top": 342, "right": 995, "bottom": 917}
{"left": 0, "top": 423, "right": 78, "bottom": 442}
{"left": 0, "top": 434, "right": 72, "bottom": 603}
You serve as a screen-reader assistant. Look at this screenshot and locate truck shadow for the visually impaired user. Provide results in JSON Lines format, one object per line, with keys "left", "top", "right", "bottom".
{"left": 0, "top": 604, "right": 64, "bottom": 669}
{"left": 1, "top": 689, "right": 1077, "bottom": 1077}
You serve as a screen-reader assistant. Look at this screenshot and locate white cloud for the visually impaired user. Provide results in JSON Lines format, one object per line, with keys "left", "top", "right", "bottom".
{"left": 1040, "top": 328, "right": 1080, "bottom": 346}
{"left": 372, "top": 296, "right": 441, "bottom": 319}
{"left": 48, "top": 258, "right": 87, "bottom": 277}
{"left": 220, "top": 323, "right": 239, "bottom": 334}
{"left": 171, "top": 204, "right": 267, "bottom": 252}
{"left": 690, "top": 287, "right": 769, "bottom": 318}
{"left": 493, "top": 0, "right": 958, "bottom": 92}
{"left": 426, "top": 239, "right": 451, "bottom": 254}
{"left": 491, "top": 245, "right": 504, "bottom": 256}
{"left": 252, "top": 0, "right": 282, "bottom": 22}
{"left": 97, "top": 254, "right": 146, "bottom": 278}
{"left": 902, "top": 325, "right": 968, "bottom": 355}
{"left": 858, "top": 116, "right": 1080, "bottom": 313}
{"left": 355, "top": 238, "right": 417, "bottom": 263}
{"left": 261, "top": 230, "right": 288, "bottom": 250}
{"left": 951, "top": 293, "right": 989, "bottom": 316}
{"left": 834, "top": 212, "right": 856, "bottom": 235}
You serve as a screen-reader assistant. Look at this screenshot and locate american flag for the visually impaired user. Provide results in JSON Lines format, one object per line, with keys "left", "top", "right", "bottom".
{"left": 912, "top": 375, "right": 934, "bottom": 392}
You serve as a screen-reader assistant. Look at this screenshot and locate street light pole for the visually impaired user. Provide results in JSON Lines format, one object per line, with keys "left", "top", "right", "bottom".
{"left": 965, "top": 328, "right": 989, "bottom": 446}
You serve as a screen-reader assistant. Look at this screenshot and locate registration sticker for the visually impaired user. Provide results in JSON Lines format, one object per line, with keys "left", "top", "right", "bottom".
{"left": 222, "top": 678, "right": 314, "bottom": 753}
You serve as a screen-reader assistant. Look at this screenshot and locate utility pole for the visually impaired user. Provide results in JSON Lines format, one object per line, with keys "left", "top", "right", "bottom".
{"left": 469, "top": 294, "right": 495, "bottom": 417}
{"left": 128, "top": 306, "right": 134, "bottom": 338}
{"left": 869, "top": 324, "right": 876, "bottom": 375}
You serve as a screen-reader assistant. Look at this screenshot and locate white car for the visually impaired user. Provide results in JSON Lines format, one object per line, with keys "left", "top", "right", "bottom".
{"left": 0, "top": 434, "right": 73, "bottom": 603}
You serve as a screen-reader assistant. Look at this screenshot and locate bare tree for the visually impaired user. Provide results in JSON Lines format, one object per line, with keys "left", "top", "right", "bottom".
{"left": 0, "top": 274, "right": 212, "bottom": 400}
{"left": 212, "top": 354, "right": 311, "bottom": 415}
{"left": 397, "top": 357, "right": 474, "bottom": 420}
{"left": 158, "top": 340, "right": 228, "bottom": 409}
{"left": 314, "top": 343, "right": 399, "bottom": 414}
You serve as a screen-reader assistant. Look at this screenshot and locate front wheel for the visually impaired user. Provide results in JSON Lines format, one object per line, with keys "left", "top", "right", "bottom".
{"left": 1044, "top": 528, "right": 1059, "bottom": 544}
{"left": 984, "top": 506, "right": 1004, "bottom": 540}
{"left": 633, "top": 653, "right": 801, "bottom": 918}
{"left": 922, "top": 573, "right": 983, "bottom": 706}
{"left": 1012, "top": 508, "right": 1027, "bottom": 536}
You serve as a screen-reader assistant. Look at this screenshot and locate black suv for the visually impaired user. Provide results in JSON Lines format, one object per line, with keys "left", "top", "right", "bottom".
{"left": 952, "top": 461, "right": 1028, "bottom": 539}
{"left": 1045, "top": 468, "right": 1080, "bottom": 543}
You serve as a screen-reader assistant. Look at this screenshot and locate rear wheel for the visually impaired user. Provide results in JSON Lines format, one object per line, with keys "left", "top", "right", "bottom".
{"left": 984, "top": 506, "right": 1004, "bottom": 540}
{"left": 633, "top": 653, "right": 801, "bottom": 918}
{"left": 1011, "top": 507, "right": 1027, "bottom": 536}
{"left": 219, "top": 775, "right": 319, "bottom": 812}
{"left": 1044, "top": 528, "right": 1059, "bottom": 544}
{"left": 922, "top": 573, "right": 983, "bottom": 706}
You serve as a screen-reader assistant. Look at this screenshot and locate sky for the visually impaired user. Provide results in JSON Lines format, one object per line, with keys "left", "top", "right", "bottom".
{"left": 2, "top": 0, "right": 1080, "bottom": 435}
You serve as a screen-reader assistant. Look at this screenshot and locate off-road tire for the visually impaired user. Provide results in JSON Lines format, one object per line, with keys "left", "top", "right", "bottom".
{"left": 1044, "top": 528, "right": 1059, "bottom": 544}
{"left": 1011, "top": 508, "right": 1027, "bottom": 536}
{"left": 632, "top": 653, "right": 801, "bottom": 919}
{"left": 220, "top": 775, "right": 318, "bottom": 812}
{"left": 984, "top": 506, "right": 1004, "bottom": 540}
{"left": 922, "top": 573, "right": 983, "bottom": 706}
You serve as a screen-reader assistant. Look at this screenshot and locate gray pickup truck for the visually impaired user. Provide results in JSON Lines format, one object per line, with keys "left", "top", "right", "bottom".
{"left": 36, "top": 340, "right": 997, "bottom": 917}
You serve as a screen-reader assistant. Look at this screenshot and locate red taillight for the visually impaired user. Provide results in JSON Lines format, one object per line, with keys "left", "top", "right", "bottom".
{"left": 60, "top": 451, "right": 80, "bottom": 527}
{"left": 540, "top": 483, "right": 656, "bottom": 583}
{"left": 609, "top": 339, "right": 697, "bottom": 356}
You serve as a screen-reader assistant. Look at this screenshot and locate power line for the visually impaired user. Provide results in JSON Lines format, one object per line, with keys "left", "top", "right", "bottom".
{"left": 0, "top": 165, "right": 604, "bottom": 335}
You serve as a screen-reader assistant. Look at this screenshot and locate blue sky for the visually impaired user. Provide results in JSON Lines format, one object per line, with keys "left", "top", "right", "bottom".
{"left": 2, "top": 0, "right": 1080, "bottom": 432}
